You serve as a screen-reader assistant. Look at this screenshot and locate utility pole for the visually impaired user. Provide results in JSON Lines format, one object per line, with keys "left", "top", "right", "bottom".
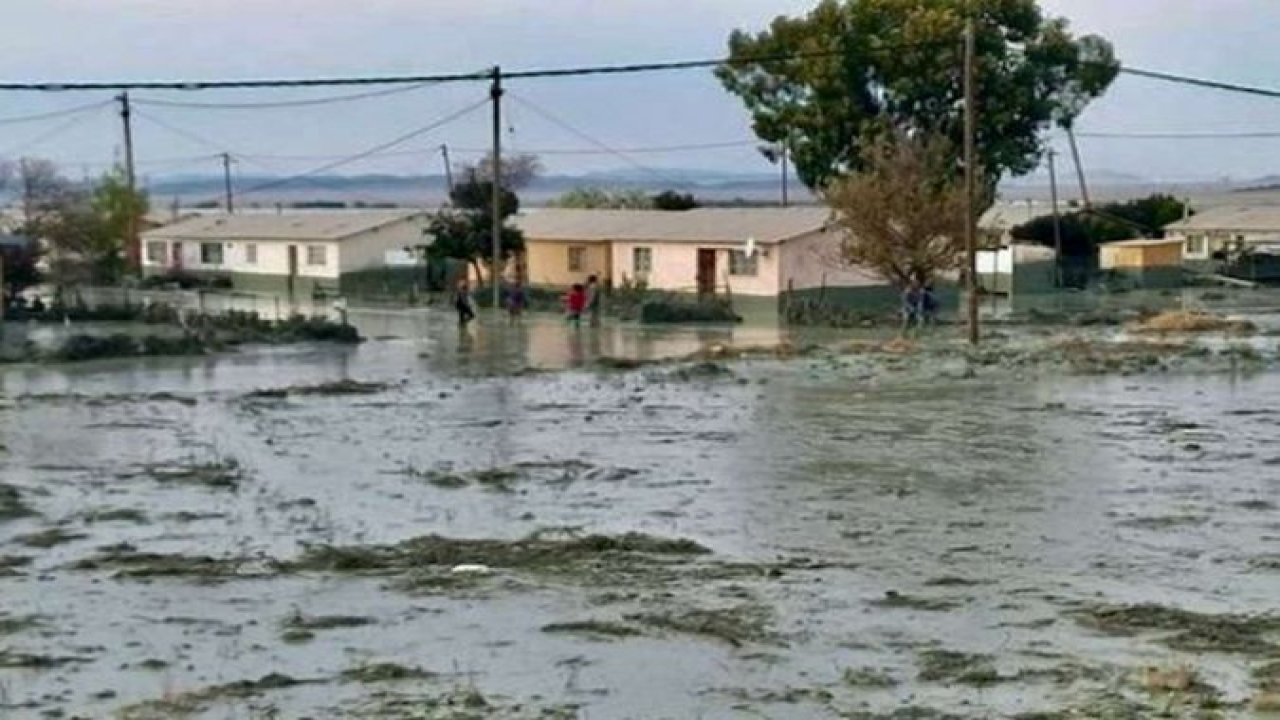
{"left": 1048, "top": 149, "right": 1063, "bottom": 287}
{"left": 220, "top": 152, "right": 235, "bottom": 214}
{"left": 439, "top": 144, "right": 455, "bottom": 195}
{"left": 780, "top": 140, "right": 790, "bottom": 208}
{"left": 963, "top": 19, "right": 980, "bottom": 345}
{"left": 1066, "top": 126, "right": 1091, "bottom": 210}
{"left": 490, "top": 66, "right": 503, "bottom": 310}
{"left": 118, "top": 92, "right": 139, "bottom": 272}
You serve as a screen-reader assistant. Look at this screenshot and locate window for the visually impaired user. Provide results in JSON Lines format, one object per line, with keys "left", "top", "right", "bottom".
{"left": 567, "top": 246, "right": 586, "bottom": 272}
{"left": 632, "top": 247, "right": 652, "bottom": 275}
{"left": 306, "top": 245, "right": 328, "bottom": 266}
{"left": 200, "top": 242, "right": 223, "bottom": 265}
{"left": 145, "top": 241, "right": 165, "bottom": 264}
{"left": 1186, "top": 235, "right": 1206, "bottom": 256}
{"left": 244, "top": 243, "right": 258, "bottom": 265}
{"left": 729, "top": 249, "right": 758, "bottom": 277}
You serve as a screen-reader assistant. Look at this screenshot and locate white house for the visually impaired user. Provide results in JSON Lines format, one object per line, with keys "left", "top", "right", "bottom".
{"left": 140, "top": 210, "right": 431, "bottom": 293}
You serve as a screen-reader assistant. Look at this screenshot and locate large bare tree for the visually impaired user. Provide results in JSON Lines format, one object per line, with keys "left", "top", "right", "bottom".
{"left": 825, "top": 133, "right": 970, "bottom": 287}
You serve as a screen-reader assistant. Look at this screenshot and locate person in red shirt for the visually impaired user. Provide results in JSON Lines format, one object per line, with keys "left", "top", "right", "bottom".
{"left": 564, "top": 283, "right": 587, "bottom": 328}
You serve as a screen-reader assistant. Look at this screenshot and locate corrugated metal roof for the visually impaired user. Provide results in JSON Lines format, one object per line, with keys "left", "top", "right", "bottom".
{"left": 513, "top": 207, "right": 833, "bottom": 245}
{"left": 141, "top": 210, "right": 429, "bottom": 241}
{"left": 1166, "top": 205, "right": 1280, "bottom": 233}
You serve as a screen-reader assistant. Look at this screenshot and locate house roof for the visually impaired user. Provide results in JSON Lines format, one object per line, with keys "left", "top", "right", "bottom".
{"left": 513, "top": 207, "right": 834, "bottom": 245}
{"left": 1103, "top": 237, "right": 1184, "bottom": 248}
{"left": 141, "top": 210, "right": 429, "bottom": 242}
{"left": 1165, "top": 205, "right": 1280, "bottom": 233}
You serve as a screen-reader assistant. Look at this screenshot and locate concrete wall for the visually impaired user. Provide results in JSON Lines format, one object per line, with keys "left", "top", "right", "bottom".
{"left": 144, "top": 238, "right": 341, "bottom": 280}
{"left": 337, "top": 218, "right": 431, "bottom": 275}
{"left": 1101, "top": 242, "right": 1182, "bottom": 270}
{"left": 778, "top": 229, "right": 886, "bottom": 293}
{"left": 611, "top": 240, "right": 781, "bottom": 296}
{"left": 525, "top": 240, "right": 611, "bottom": 288}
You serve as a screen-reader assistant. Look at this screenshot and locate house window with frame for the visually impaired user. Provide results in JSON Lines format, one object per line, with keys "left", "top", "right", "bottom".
{"left": 567, "top": 246, "right": 586, "bottom": 272}
{"left": 306, "top": 245, "right": 328, "bottom": 266}
{"left": 632, "top": 247, "right": 652, "bottom": 276}
{"left": 728, "top": 249, "right": 758, "bottom": 277}
{"left": 145, "top": 241, "right": 165, "bottom": 264}
{"left": 244, "top": 243, "right": 258, "bottom": 265}
{"left": 200, "top": 242, "right": 224, "bottom": 265}
{"left": 1186, "top": 235, "right": 1206, "bottom": 256}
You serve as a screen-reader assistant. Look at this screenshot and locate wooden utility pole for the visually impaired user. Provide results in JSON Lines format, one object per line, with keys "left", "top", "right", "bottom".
{"left": 489, "top": 66, "right": 503, "bottom": 310}
{"left": 963, "top": 20, "right": 980, "bottom": 344}
{"left": 780, "top": 140, "right": 790, "bottom": 208}
{"left": 118, "top": 92, "right": 140, "bottom": 271}
{"left": 439, "top": 143, "right": 455, "bottom": 194}
{"left": 1047, "top": 149, "right": 1063, "bottom": 287}
{"left": 1066, "top": 126, "right": 1091, "bottom": 209}
{"left": 220, "top": 152, "right": 235, "bottom": 214}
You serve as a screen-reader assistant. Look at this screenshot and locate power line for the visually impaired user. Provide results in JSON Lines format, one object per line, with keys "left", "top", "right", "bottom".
{"left": 228, "top": 97, "right": 490, "bottom": 200}
{"left": 1078, "top": 129, "right": 1280, "bottom": 139}
{"left": 131, "top": 82, "right": 438, "bottom": 110}
{"left": 1119, "top": 67, "right": 1280, "bottom": 101}
{"left": 0, "top": 107, "right": 105, "bottom": 157}
{"left": 508, "top": 92, "right": 692, "bottom": 188}
{"left": 0, "top": 99, "right": 113, "bottom": 126}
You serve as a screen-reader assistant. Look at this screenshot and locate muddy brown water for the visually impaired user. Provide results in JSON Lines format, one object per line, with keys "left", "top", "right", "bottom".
{"left": 2, "top": 310, "right": 1280, "bottom": 718}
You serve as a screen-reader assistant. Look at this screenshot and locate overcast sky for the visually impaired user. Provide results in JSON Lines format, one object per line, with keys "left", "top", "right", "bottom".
{"left": 3, "top": 0, "right": 1280, "bottom": 184}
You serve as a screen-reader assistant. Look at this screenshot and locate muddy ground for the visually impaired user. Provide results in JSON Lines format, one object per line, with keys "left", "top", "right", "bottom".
{"left": 2, "top": 310, "right": 1280, "bottom": 719}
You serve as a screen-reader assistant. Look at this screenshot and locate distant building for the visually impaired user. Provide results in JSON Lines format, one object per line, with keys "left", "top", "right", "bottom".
{"left": 1099, "top": 237, "right": 1184, "bottom": 288}
{"left": 140, "top": 210, "right": 431, "bottom": 295}
{"left": 1164, "top": 205, "right": 1280, "bottom": 263}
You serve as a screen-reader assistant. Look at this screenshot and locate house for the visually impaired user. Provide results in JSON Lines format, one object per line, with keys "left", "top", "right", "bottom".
{"left": 976, "top": 243, "right": 1059, "bottom": 296}
{"left": 1164, "top": 205, "right": 1280, "bottom": 263}
{"left": 514, "top": 207, "right": 879, "bottom": 299}
{"left": 140, "top": 210, "right": 431, "bottom": 295}
{"left": 1099, "top": 237, "right": 1184, "bottom": 288}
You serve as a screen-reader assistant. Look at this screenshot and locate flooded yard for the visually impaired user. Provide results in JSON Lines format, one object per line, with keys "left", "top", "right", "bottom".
{"left": 2, "top": 310, "right": 1280, "bottom": 718}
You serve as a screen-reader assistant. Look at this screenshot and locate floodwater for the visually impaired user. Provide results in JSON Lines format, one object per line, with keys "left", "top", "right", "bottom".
{"left": 2, "top": 310, "right": 1280, "bottom": 719}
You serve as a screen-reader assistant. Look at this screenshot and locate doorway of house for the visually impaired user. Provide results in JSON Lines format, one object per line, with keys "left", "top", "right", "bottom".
{"left": 287, "top": 245, "right": 299, "bottom": 298}
{"left": 696, "top": 249, "right": 717, "bottom": 295}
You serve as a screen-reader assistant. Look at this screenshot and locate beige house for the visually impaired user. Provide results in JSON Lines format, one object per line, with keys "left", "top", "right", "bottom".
{"left": 1164, "top": 205, "right": 1280, "bottom": 262}
{"left": 514, "top": 207, "right": 882, "bottom": 298}
{"left": 141, "top": 210, "right": 431, "bottom": 293}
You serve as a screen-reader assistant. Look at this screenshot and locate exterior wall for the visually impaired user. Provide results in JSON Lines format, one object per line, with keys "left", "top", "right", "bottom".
{"left": 777, "top": 229, "right": 885, "bottom": 293}
{"left": 143, "top": 237, "right": 341, "bottom": 280}
{"left": 337, "top": 218, "right": 431, "bottom": 275}
{"left": 611, "top": 240, "right": 782, "bottom": 296}
{"left": 525, "top": 240, "right": 611, "bottom": 288}
{"left": 1101, "top": 242, "right": 1182, "bottom": 270}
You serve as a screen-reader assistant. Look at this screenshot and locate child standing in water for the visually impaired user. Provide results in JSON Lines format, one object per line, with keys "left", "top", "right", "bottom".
{"left": 453, "top": 278, "right": 476, "bottom": 326}
{"left": 564, "top": 283, "right": 587, "bottom": 328}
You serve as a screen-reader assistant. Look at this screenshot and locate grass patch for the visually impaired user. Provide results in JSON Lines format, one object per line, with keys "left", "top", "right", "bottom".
{"left": 71, "top": 542, "right": 271, "bottom": 581}
{"left": 871, "top": 590, "right": 963, "bottom": 612}
{"left": 118, "top": 458, "right": 245, "bottom": 491}
{"left": 246, "top": 379, "right": 389, "bottom": 399}
{"left": 15, "top": 527, "right": 88, "bottom": 548}
{"left": 1077, "top": 603, "right": 1280, "bottom": 655}
{"left": 341, "top": 662, "right": 435, "bottom": 684}
{"left": 283, "top": 611, "right": 375, "bottom": 632}
{"left": 541, "top": 620, "right": 642, "bottom": 640}
{"left": 627, "top": 604, "right": 774, "bottom": 647}
{"left": 0, "top": 483, "right": 34, "bottom": 521}
{"left": 917, "top": 650, "right": 1004, "bottom": 686}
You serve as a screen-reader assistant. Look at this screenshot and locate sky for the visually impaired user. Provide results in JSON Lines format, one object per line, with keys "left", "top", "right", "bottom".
{"left": 3, "top": 0, "right": 1280, "bottom": 185}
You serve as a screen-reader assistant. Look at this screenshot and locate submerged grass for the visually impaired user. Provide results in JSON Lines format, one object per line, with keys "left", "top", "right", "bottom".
{"left": 1077, "top": 603, "right": 1280, "bottom": 655}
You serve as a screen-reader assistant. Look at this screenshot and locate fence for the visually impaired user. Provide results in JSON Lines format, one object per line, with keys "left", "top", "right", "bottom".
{"left": 71, "top": 286, "right": 338, "bottom": 322}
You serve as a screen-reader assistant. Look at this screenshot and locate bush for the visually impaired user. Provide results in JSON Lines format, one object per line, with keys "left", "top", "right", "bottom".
{"left": 52, "top": 334, "right": 144, "bottom": 362}
{"left": 640, "top": 298, "right": 741, "bottom": 324}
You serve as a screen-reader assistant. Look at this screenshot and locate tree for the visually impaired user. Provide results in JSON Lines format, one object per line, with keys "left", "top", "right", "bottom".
{"left": 651, "top": 190, "right": 699, "bottom": 211}
{"left": 426, "top": 176, "right": 525, "bottom": 279}
{"left": 551, "top": 187, "right": 654, "bottom": 210}
{"left": 716, "top": 0, "right": 1119, "bottom": 193}
{"left": 465, "top": 152, "right": 543, "bottom": 192}
{"left": 825, "top": 132, "right": 968, "bottom": 287}
{"left": 1011, "top": 194, "right": 1192, "bottom": 258}
{"left": 1, "top": 240, "right": 41, "bottom": 303}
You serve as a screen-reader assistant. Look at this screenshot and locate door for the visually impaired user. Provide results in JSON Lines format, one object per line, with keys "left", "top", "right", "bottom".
{"left": 287, "top": 245, "right": 299, "bottom": 297}
{"left": 696, "top": 249, "right": 717, "bottom": 295}
{"left": 171, "top": 242, "right": 183, "bottom": 269}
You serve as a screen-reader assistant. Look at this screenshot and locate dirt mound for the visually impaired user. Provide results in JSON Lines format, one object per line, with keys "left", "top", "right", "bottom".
{"left": 1131, "top": 311, "right": 1257, "bottom": 335}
